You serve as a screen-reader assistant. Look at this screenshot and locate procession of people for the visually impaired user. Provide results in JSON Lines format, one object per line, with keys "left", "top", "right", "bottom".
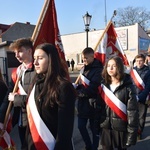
{"left": 0, "top": 1, "right": 150, "bottom": 150}
{"left": 0, "top": 36, "right": 150, "bottom": 150}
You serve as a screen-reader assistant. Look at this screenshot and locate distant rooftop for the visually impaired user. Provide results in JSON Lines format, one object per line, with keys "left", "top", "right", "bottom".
{"left": 0, "top": 23, "right": 11, "bottom": 33}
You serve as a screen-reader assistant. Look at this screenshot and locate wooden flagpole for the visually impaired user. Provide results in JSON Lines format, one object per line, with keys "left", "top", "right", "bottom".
{"left": 75, "top": 74, "right": 81, "bottom": 85}
{"left": 74, "top": 20, "right": 111, "bottom": 85}
{"left": 31, "top": 0, "right": 49, "bottom": 44}
{"left": 2, "top": 73, "right": 22, "bottom": 132}
{"left": 94, "top": 10, "right": 117, "bottom": 52}
{"left": 0, "top": 71, "right": 22, "bottom": 150}
{"left": 74, "top": 22, "right": 112, "bottom": 85}
{"left": 94, "top": 21, "right": 112, "bottom": 52}
{"left": 75, "top": 10, "right": 117, "bottom": 85}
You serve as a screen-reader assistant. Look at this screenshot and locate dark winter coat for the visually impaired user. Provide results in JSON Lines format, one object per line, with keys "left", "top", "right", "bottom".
{"left": 23, "top": 75, "right": 76, "bottom": 150}
{"left": 133, "top": 65, "right": 150, "bottom": 103}
{"left": 100, "top": 74, "right": 139, "bottom": 146}
{"left": 0, "top": 80, "right": 8, "bottom": 106}
{"left": 77, "top": 59, "right": 103, "bottom": 119}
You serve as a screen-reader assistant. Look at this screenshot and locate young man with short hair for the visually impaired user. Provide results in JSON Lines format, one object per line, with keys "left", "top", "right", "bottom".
{"left": 0, "top": 38, "right": 35, "bottom": 148}
{"left": 133, "top": 54, "right": 150, "bottom": 140}
{"left": 76, "top": 47, "right": 103, "bottom": 150}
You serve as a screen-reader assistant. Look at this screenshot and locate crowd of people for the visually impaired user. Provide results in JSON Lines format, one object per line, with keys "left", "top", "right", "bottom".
{"left": 0, "top": 37, "right": 150, "bottom": 150}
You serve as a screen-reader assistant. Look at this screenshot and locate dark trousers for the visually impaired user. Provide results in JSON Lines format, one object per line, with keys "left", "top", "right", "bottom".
{"left": 18, "top": 126, "right": 26, "bottom": 147}
{"left": 78, "top": 117, "right": 99, "bottom": 150}
{"left": 138, "top": 102, "right": 148, "bottom": 133}
{"left": 71, "top": 65, "right": 74, "bottom": 71}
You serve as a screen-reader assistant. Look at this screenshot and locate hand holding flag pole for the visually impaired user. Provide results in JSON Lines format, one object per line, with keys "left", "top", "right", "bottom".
{"left": 74, "top": 10, "right": 118, "bottom": 85}
{"left": 0, "top": 70, "right": 22, "bottom": 136}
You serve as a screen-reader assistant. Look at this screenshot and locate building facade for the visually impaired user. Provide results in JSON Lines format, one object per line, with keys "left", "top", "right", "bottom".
{"left": 0, "top": 22, "right": 150, "bottom": 82}
{"left": 61, "top": 23, "right": 150, "bottom": 70}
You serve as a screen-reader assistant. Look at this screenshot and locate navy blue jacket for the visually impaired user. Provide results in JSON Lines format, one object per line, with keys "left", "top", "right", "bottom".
{"left": 77, "top": 59, "right": 103, "bottom": 118}
{"left": 133, "top": 65, "right": 150, "bottom": 103}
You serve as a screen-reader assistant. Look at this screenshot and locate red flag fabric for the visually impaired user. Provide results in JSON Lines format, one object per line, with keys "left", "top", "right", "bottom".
{"left": 94, "top": 21, "right": 129, "bottom": 67}
{"left": 32, "top": 0, "right": 69, "bottom": 79}
{"left": 0, "top": 116, "right": 15, "bottom": 149}
{"left": 94, "top": 21, "right": 146, "bottom": 102}
{"left": 32, "top": 0, "right": 66, "bottom": 61}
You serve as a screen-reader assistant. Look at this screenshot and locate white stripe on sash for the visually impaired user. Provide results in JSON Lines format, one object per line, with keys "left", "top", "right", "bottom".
{"left": 18, "top": 81, "right": 27, "bottom": 95}
{"left": 80, "top": 74, "right": 127, "bottom": 121}
{"left": 130, "top": 69, "right": 145, "bottom": 90}
{"left": 80, "top": 74, "right": 90, "bottom": 87}
{"left": 99, "top": 84, "right": 127, "bottom": 121}
{"left": 27, "top": 85, "right": 55, "bottom": 150}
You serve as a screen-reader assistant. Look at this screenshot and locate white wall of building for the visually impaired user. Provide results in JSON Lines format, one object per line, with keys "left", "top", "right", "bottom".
{"left": 61, "top": 23, "right": 150, "bottom": 70}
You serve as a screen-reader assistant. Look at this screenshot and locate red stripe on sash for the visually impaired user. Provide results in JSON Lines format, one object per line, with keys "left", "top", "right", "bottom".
{"left": 130, "top": 69, "right": 144, "bottom": 90}
{"left": 98, "top": 85, "right": 127, "bottom": 122}
{"left": 27, "top": 105, "right": 49, "bottom": 150}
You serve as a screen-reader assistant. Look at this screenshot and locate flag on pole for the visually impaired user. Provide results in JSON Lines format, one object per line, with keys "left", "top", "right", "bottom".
{"left": 94, "top": 21, "right": 145, "bottom": 101}
{"left": 94, "top": 21, "right": 129, "bottom": 67}
{"left": 32, "top": 0, "right": 66, "bottom": 62}
{"left": 0, "top": 116, "right": 15, "bottom": 149}
{"left": 31, "top": 0, "right": 69, "bottom": 79}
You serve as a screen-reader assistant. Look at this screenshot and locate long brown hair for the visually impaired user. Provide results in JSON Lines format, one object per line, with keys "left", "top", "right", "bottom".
{"left": 34, "top": 43, "right": 69, "bottom": 106}
{"left": 102, "top": 56, "right": 125, "bottom": 85}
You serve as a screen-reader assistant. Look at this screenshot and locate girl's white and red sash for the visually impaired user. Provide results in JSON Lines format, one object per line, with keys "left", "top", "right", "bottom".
{"left": 98, "top": 84, "right": 127, "bottom": 122}
{"left": 80, "top": 74, "right": 127, "bottom": 121}
{"left": 26, "top": 85, "right": 55, "bottom": 150}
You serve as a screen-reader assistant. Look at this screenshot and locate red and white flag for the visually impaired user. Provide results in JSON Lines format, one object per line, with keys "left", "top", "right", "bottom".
{"left": 32, "top": 0, "right": 66, "bottom": 62}
{"left": 0, "top": 116, "right": 15, "bottom": 149}
{"left": 94, "top": 21, "right": 129, "bottom": 67}
{"left": 93, "top": 21, "right": 146, "bottom": 93}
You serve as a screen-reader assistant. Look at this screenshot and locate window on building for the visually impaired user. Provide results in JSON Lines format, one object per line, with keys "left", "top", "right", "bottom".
{"left": 77, "top": 53, "right": 83, "bottom": 64}
{"left": 7, "top": 52, "right": 21, "bottom": 67}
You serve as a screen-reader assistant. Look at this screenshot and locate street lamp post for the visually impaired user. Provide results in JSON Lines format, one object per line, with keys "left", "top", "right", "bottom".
{"left": 83, "top": 12, "right": 92, "bottom": 48}
{"left": 104, "top": 0, "right": 107, "bottom": 26}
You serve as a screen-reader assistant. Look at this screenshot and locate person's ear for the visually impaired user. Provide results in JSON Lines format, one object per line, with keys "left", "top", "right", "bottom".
{"left": 28, "top": 48, "right": 33, "bottom": 55}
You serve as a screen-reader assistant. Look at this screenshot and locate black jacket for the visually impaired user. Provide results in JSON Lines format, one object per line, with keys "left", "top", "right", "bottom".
{"left": 0, "top": 80, "right": 8, "bottom": 107}
{"left": 0, "top": 64, "right": 35, "bottom": 127}
{"left": 77, "top": 59, "right": 103, "bottom": 118}
{"left": 100, "top": 74, "right": 139, "bottom": 145}
{"left": 23, "top": 75, "right": 76, "bottom": 150}
{"left": 133, "top": 65, "right": 150, "bottom": 103}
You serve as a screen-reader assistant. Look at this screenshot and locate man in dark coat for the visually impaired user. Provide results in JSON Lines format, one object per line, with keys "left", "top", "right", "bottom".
{"left": 70, "top": 59, "right": 75, "bottom": 72}
{"left": 76, "top": 47, "right": 103, "bottom": 150}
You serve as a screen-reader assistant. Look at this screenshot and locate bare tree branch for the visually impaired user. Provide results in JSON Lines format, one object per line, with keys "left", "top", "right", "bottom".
{"left": 114, "top": 6, "right": 150, "bottom": 30}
